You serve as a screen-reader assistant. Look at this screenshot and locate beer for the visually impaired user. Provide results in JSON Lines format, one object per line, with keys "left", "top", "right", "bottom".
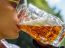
{"left": 17, "top": 3, "right": 64, "bottom": 46}
{"left": 19, "top": 24, "right": 62, "bottom": 44}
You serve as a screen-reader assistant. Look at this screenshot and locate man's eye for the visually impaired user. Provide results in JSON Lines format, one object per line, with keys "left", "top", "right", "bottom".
{"left": 8, "top": 0, "right": 20, "bottom": 8}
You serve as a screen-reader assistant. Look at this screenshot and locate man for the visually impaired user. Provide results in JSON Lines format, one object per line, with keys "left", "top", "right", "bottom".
{"left": 0, "top": 0, "right": 63, "bottom": 48}
{"left": 0, "top": 0, "right": 19, "bottom": 39}
{"left": 0, "top": 0, "right": 20, "bottom": 48}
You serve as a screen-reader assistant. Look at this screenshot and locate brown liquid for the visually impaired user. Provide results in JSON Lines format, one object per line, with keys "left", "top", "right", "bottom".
{"left": 19, "top": 25, "right": 62, "bottom": 43}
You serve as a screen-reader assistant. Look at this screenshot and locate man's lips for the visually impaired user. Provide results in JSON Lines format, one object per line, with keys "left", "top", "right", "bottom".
{"left": 16, "top": 24, "right": 20, "bottom": 32}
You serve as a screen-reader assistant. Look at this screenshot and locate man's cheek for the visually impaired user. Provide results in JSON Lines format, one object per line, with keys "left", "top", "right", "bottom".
{"left": 13, "top": 13, "right": 20, "bottom": 24}
{"left": 4, "top": 30, "right": 19, "bottom": 39}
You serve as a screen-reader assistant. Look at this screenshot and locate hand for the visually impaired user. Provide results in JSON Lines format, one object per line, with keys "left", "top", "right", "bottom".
{"left": 0, "top": 0, "right": 19, "bottom": 39}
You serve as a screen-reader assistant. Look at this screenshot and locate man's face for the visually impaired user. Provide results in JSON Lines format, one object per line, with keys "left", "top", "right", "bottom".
{"left": 0, "top": 0, "right": 19, "bottom": 39}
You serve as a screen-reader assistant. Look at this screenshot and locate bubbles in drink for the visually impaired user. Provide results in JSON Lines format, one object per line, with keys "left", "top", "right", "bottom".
{"left": 19, "top": 23, "right": 62, "bottom": 44}
{"left": 17, "top": 3, "right": 64, "bottom": 46}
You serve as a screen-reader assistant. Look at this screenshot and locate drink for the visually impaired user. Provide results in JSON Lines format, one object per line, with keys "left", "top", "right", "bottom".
{"left": 17, "top": 3, "right": 65, "bottom": 46}
{"left": 18, "top": 16, "right": 62, "bottom": 44}
{"left": 19, "top": 24, "right": 62, "bottom": 44}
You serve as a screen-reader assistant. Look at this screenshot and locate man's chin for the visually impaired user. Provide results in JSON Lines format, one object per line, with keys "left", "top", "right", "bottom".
{"left": 4, "top": 33, "right": 19, "bottom": 39}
